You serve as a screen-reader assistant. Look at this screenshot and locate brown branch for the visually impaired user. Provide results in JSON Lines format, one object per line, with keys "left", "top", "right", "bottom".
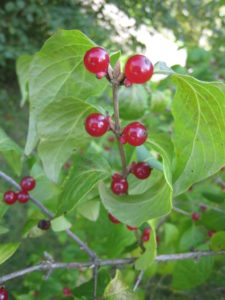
{"left": 0, "top": 170, "right": 96, "bottom": 260}
{"left": 1, "top": 250, "right": 224, "bottom": 284}
{"left": 112, "top": 84, "right": 127, "bottom": 177}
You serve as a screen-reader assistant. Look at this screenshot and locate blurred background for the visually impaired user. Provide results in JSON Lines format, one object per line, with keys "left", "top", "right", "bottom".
{"left": 0, "top": 1, "right": 225, "bottom": 299}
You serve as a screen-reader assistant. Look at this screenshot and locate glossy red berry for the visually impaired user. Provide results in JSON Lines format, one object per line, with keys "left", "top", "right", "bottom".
{"left": 0, "top": 287, "right": 8, "bottom": 300}
{"left": 63, "top": 287, "right": 72, "bottom": 297}
{"left": 208, "top": 230, "right": 216, "bottom": 237}
{"left": 84, "top": 47, "right": 109, "bottom": 75}
{"left": 126, "top": 225, "right": 138, "bottom": 231}
{"left": 3, "top": 191, "right": 17, "bottom": 205}
{"left": 192, "top": 213, "right": 200, "bottom": 221}
{"left": 108, "top": 213, "right": 120, "bottom": 224}
{"left": 141, "top": 227, "right": 151, "bottom": 242}
{"left": 131, "top": 162, "right": 151, "bottom": 179}
{"left": 85, "top": 113, "right": 110, "bottom": 137}
{"left": 38, "top": 220, "right": 51, "bottom": 230}
{"left": 20, "top": 176, "right": 36, "bottom": 191}
{"left": 111, "top": 176, "right": 128, "bottom": 195}
{"left": 124, "top": 55, "right": 153, "bottom": 84}
{"left": 17, "top": 191, "right": 29, "bottom": 204}
{"left": 121, "top": 122, "right": 148, "bottom": 146}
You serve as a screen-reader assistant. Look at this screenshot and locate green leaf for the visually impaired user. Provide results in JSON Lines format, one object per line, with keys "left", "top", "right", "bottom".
{"left": 164, "top": 223, "right": 179, "bottom": 246}
{"left": 57, "top": 154, "right": 110, "bottom": 215}
{"left": 16, "top": 55, "right": 32, "bottom": 106}
{"left": 77, "top": 199, "right": 100, "bottom": 221}
{"left": 172, "top": 75, "right": 225, "bottom": 195}
{"left": 210, "top": 231, "right": 225, "bottom": 251}
{"left": 51, "top": 215, "right": 71, "bottom": 232}
{"left": 179, "top": 225, "right": 205, "bottom": 252}
{"left": 104, "top": 270, "right": 138, "bottom": 300}
{"left": 25, "top": 30, "right": 109, "bottom": 155}
{"left": 0, "top": 243, "right": 20, "bottom": 265}
{"left": 0, "top": 128, "right": 23, "bottom": 175}
{"left": 153, "top": 61, "right": 175, "bottom": 75}
{"left": 37, "top": 97, "right": 98, "bottom": 182}
{"left": 135, "top": 225, "right": 156, "bottom": 270}
{"left": 22, "top": 219, "right": 45, "bottom": 238}
{"left": 0, "top": 201, "right": 8, "bottom": 219}
{"left": 0, "top": 225, "right": 9, "bottom": 235}
{"left": 99, "top": 170, "right": 172, "bottom": 227}
{"left": 172, "top": 254, "right": 214, "bottom": 289}
{"left": 119, "top": 85, "right": 148, "bottom": 120}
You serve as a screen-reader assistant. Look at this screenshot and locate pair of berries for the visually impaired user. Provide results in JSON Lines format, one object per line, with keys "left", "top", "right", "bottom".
{"left": 0, "top": 287, "right": 8, "bottom": 300}
{"left": 110, "top": 162, "right": 151, "bottom": 195}
{"left": 84, "top": 47, "right": 154, "bottom": 85}
{"left": 3, "top": 176, "right": 36, "bottom": 205}
{"left": 85, "top": 113, "right": 148, "bottom": 147}
{"left": 108, "top": 213, "right": 138, "bottom": 231}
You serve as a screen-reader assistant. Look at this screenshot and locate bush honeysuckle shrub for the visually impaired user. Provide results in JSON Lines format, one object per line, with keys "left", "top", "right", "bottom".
{"left": 0, "top": 30, "right": 225, "bottom": 299}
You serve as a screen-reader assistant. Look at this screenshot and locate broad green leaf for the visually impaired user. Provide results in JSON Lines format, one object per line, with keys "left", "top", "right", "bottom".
{"left": 104, "top": 270, "right": 138, "bottom": 300}
{"left": 25, "top": 30, "right": 109, "bottom": 155}
{"left": 0, "top": 201, "right": 8, "bottom": 219}
{"left": 51, "top": 215, "right": 71, "bottom": 232}
{"left": 172, "top": 75, "right": 225, "bottom": 195}
{"left": 135, "top": 225, "right": 156, "bottom": 270}
{"left": 164, "top": 223, "right": 179, "bottom": 246}
{"left": 136, "top": 145, "right": 163, "bottom": 171}
{"left": 153, "top": 61, "right": 175, "bottom": 75}
{"left": 0, "top": 225, "right": 9, "bottom": 235}
{"left": 201, "top": 210, "right": 225, "bottom": 231}
{"left": 172, "top": 254, "right": 214, "bottom": 289}
{"left": 77, "top": 199, "right": 100, "bottom": 221}
{"left": 16, "top": 55, "right": 32, "bottom": 106}
{"left": 37, "top": 97, "right": 98, "bottom": 182}
{"left": 210, "top": 231, "right": 225, "bottom": 251}
{"left": 146, "top": 133, "right": 174, "bottom": 190}
{"left": 57, "top": 154, "right": 110, "bottom": 215}
{"left": 179, "top": 225, "right": 205, "bottom": 252}
{"left": 119, "top": 85, "right": 148, "bottom": 120}
{"left": 0, "top": 128, "right": 23, "bottom": 175}
{"left": 99, "top": 170, "right": 172, "bottom": 227}
{"left": 0, "top": 243, "right": 20, "bottom": 265}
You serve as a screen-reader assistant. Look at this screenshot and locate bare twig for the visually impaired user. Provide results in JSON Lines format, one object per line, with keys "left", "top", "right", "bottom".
{"left": 1, "top": 250, "right": 225, "bottom": 284}
{"left": 0, "top": 170, "right": 96, "bottom": 260}
{"left": 133, "top": 270, "right": 144, "bottom": 291}
{"left": 173, "top": 206, "right": 191, "bottom": 216}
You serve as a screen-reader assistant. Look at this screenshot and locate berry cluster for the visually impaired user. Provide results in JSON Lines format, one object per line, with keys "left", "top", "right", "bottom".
{"left": 3, "top": 176, "right": 36, "bottom": 205}
{"left": 0, "top": 287, "right": 8, "bottom": 300}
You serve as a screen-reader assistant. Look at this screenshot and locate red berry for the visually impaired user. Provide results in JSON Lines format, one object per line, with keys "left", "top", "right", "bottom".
{"left": 131, "top": 162, "right": 151, "bottom": 179}
{"left": 112, "top": 173, "right": 122, "bottom": 180}
{"left": 63, "top": 287, "right": 72, "bottom": 297}
{"left": 65, "top": 162, "right": 71, "bottom": 169}
{"left": 192, "top": 213, "right": 200, "bottom": 221}
{"left": 200, "top": 205, "right": 207, "bottom": 212}
{"left": 104, "top": 145, "right": 111, "bottom": 151}
{"left": 124, "top": 78, "right": 133, "bottom": 87}
{"left": 111, "top": 176, "right": 128, "bottom": 195}
{"left": 220, "top": 166, "right": 225, "bottom": 171}
{"left": 208, "top": 230, "right": 216, "bottom": 237}
{"left": 38, "top": 220, "right": 51, "bottom": 230}
{"left": 0, "top": 287, "right": 8, "bottom": 300}
{"left": 84, "top": 47, "right": 109, "bottom": 75}
{"left": 126, "top": 225, "right": 138, "bottom": 231}
{"left": 108, "top": 213, "right": 120, "bottom": 224}
{"left": 124, "top": 55, "right": 153, "bottom": 84}
{"left": 108, "top": 136, "right": 115, "bottom": 143}
{"left": 20, "top": 176, "right": 36, "bottom": 191}
{"left": 85, "top": 113, "right": 110, "bottom": 137}
{"left": 3, "top": 191, "right": 17, "bottom": 205}
{"left": 121, "top": 122, "right": 148, "bottom": 146}
{"left": 17, "top": 191, "right": 29, "bottom": 204}
{"left": 141, "top": 227, "right": 151, "bottom": 242}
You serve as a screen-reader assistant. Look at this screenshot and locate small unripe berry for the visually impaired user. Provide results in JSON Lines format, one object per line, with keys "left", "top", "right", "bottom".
{"left": 3, "top": 191, "right": 17, "bottom": 205}
{"left": 141, "top": 227, "right": 151, "bottom": 242}
{"left": 124, "top": 55, "right": 153, "bottom": 84}
{"left": 111, "top": 175, "right": 128, "bottom": 195}
{"left": 131, "top": 162, "right": 151, "bottom": 179}
{"left": 121, "top": 122, "right": 148, "bottom": 146}
{"left": 0, "top": 287, "right": 8, "bottom": 300}
{"left": 192, "top": 213, "right": 200, "bottom": 221}
{"left": 38, "top": 220, "right": 51, "bottom": 230}
{"left": 126, "top": 225, "right": 138, "bottom": 231}
{"left": 84, "top": 47, "right": 109, "bottom": 75}
{"left": 108, "top": 213, "right": 120, "bottom": 224}
{"left": 208, "top": 230, "right": 216, "bottom": 237}
{"left": 17, "top": 191, "right": 29, "bottom": 204}
{"left": 20, "top": 176, "right": 36, "bottom": 191}
{"left": 85, "top": 113, "right": 110, "bottom": 137}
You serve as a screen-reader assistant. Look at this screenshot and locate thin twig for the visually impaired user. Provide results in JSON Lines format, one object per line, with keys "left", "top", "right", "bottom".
{"left": 112, "top": 84, "right": 127, "bottom": 177}
{"left": 173, "top": 206, "right": 191, "bottom": 216}
{"left": 1, "top": 250, "right": 225, "bottom": 284}
{"left": 133, "top": 270, "right": 144, "bottom": 291}
{"left": 0, "top": 170, "right": 96, "bottom": 259}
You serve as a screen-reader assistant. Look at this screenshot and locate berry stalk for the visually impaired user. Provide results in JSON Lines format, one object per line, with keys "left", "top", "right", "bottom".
{"left": 112, "top": 83, "right": 127, "bottom": 177}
